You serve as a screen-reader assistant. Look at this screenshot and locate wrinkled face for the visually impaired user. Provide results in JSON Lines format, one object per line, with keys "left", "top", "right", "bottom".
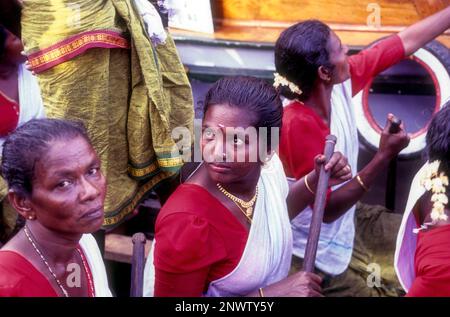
{"left": 28, "top": 137, "right": 106, "bottom": 234}
{"left": 201, "top": 103, "right": 263, "bottom": 185}
{"left": 1, "top": 28, "right": 24, "bottom": 64}
{"left": 327, "top": 31, "right": 350, "bottom": 84}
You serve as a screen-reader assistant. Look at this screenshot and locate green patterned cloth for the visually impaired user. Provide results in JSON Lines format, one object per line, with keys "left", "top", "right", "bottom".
{"left": 21, "top": 0, "right": 194, "bottom": 230}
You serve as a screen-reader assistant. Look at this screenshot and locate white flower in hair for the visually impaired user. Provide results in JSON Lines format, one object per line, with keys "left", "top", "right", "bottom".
{"left": 273, "top": 73, "right": 303, "bottom": 96}
{"left": 419, "top": 160, "right": 449, "bottom": 225}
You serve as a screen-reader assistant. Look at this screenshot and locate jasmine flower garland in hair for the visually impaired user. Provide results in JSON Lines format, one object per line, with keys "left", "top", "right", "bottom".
{"left": 273, "top": 73, "right": 303, "bottom": 96}
{"left": 414, "top": 160, "right": 449, "bottom": 233}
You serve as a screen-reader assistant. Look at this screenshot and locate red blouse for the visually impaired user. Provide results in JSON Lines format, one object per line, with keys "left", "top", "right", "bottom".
{"left": 0, "top": 248, "right": 95, "bottom": 297}
{"left": 153, "top": 183, "right": 249, "bottom": 297}
{"left": 0, "top": 251, "right": 58, "bottom": 297}
{"left": 407, "top": 224, "right": 450, "bottom": 297}
{"left": 0, "top": 91, "right": 20, "bottom": 137}
{"left": 279, "top": 35, "right": 405, "bottom": 180}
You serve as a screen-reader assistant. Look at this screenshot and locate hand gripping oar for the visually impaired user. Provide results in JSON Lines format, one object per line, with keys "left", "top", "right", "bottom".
{"left": 303, "top": 135, "right": 337, "bottom": 273}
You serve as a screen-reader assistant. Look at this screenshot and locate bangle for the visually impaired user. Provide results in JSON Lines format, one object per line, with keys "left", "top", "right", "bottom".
{"left": 304, "top": 174, "right": 315, "bottom": 195}
{"left": 356, "top": 174, "right": 369, "bottom": 192}
{"left": 258, "top": 287, "right": 264, "bottom": 297}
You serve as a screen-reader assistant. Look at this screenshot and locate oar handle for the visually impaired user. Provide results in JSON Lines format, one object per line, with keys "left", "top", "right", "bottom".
{"left": 303, "top": 135, "right": 337, "bottom": 273}
{"left": 130, "top": 233, "right": 146, "bottom": 297}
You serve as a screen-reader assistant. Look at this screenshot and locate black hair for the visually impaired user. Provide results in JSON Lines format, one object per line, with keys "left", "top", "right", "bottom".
{"left": 426, "top": 101, "right": 450, "bottom": 177}
{"left": 1, "top": 118, "right": 92, "bottom": 197}
{"left": 0, "top": 25, "right": 7, "bottom": 58}
{"left": 203, "top": 76, "right": 283, "bottom": 152}
{"left": 0, "top": 0, "right": 22, "bottom": 38}
{"left": 274, "top": 20, "right": 334, "bottom": 100}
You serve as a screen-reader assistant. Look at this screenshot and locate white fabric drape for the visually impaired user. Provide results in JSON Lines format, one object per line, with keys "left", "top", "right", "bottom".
{"left": 289, "top": 79, "right": 358, "bottom": 275}
{"left": 79, "top": 234, "right": 113, "bottom": 297}
{"left": 0, "top": 64, "right": 45, "bottom": 151}
{"left": 17, "top": 63, "right": 46, "bottom": 125}
{"left": 394, "top": 163, "right": 427, "bottom": 292}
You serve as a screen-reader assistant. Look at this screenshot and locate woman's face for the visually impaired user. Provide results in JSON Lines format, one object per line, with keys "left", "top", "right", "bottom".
{"left": 28, "top": 137, "right": 106, "bottom": 234}
{"left": 1, "top": 28, "right": 24, "bottom": 64}
{"left": 201, "top": 103, "right": 263, "bottom": 185}
{"left": 327, "top": 31, "right": 350, "bottom": 84}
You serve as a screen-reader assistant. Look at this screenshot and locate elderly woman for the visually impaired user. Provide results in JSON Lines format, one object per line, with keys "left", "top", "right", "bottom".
{"left": 395, "top": 103, "right": 450, "bottom": 296}
{"left": 0, "top": 119, "right": 111, "bottom": 297}
{"left": 144, "top": 76, "right": 353, "bottom": 297}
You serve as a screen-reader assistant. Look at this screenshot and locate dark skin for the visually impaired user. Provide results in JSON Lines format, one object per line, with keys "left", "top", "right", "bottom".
{"left": 186, "top": 103, "right": 352, "bottom": 297}
{"left": 307, "top": 35, "right": 411, "bottom": 222}
{"left": 413, "top": 191, "right": 450, "bottom": 230}
{"left": 0, "top": 27, "right": 25, "bottom": 102}
{"left": 2, "top": 137, "right": 106, "bottom": 297}
{"left": 301, "top": 6, "right": 450, "bottom": 221}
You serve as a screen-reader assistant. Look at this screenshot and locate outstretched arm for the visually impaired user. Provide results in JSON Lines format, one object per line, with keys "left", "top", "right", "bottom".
{"left": 398, "top": 6, "right": 450, "bottom": 56}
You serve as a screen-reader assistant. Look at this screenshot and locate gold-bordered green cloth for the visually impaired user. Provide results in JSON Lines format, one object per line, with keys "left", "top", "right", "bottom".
{"left": 21, "top": 0, "right": 194, "bottom": 229}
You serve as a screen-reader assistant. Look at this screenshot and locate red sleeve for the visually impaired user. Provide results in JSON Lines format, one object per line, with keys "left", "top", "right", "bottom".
{"left": 0, "top": 251, "right": 57, "bottom": 297}
{"left": 153, "top": 213, "right": 227, "bottom": 297}
{"left": 154, "top": 267, "right": 210, "bottom": 297}
{"left": 279, "top": 111, "right": 328, "bottom": 180}
{"left": 0, "top": 92, "right": 19, "bottom": 137}
{"left": 349, "top": 34, "right": 405, "bottom": 96}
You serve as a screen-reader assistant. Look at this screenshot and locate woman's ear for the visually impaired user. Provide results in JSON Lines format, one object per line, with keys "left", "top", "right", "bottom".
{"left": 318, "top": 66, "right": 332, "bottom": 83}
{"left": 7, "top": 189, "right": 35, "bottom": 220}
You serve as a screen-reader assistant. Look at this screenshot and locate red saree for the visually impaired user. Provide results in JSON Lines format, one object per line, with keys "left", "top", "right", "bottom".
{"left": 407, "top": 224, "right": 450, "bottom": 297}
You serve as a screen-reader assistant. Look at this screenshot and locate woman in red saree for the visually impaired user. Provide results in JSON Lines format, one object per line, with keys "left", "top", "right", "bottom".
{"left": 1, "top": 22, "right": 45, "bottom": 245}
{"left": 144, "top": 76, "right": 353, "bottom": 297}
{"left": 0, "top": 119, "right": 111, "bottom": 297}
{"left": 396, "top": 104, "right": 450, "bottom": 297}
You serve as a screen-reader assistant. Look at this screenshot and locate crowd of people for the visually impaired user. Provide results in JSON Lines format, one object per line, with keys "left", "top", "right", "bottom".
{"left": 0, "top": 0, "right": 449, "bottom": 297}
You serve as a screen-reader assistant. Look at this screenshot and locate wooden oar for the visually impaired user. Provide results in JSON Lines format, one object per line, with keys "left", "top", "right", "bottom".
{"left": 303, "top": 135, "right": 337, "bottom": 273}
{"left": 385, "top": 116, "right": 402, "bottom": 211}
{"left": 130, "top": 232, "right": 146, "bottom": 297}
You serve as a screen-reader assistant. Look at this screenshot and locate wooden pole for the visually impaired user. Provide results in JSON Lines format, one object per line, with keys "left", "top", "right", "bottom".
{"left": 385, "top": 116, "right": 402, "bottom": 211}
{"left": 130, "top": 232, "right": 146, "bottom": 297}
{"left": 303, "top": 135, "right": 337, "bottom": 273}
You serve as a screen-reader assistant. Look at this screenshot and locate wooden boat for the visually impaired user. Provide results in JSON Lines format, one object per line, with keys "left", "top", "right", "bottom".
{"left": 171, "top": 0, "right": 450, "bottom": 47}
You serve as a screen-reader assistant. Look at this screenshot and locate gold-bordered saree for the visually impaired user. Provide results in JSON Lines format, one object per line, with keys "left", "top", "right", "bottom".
{"left": 21, "top": 0, "right": 194, "bottom": 229}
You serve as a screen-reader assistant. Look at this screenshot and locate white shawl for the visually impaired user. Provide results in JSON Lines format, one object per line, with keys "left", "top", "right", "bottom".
{"left": 394, "top": 163, "right": 427, "bottom": 292}
{"left": 143, "top": 154, "right": 293, "bottom": 297}
{"left": 290, "top": 79, "right": 358, "bottom": 275}
{"left": 0, "top": 64, "right": 45, "bottom": 151}
{"left": 79, "top": 234, "right": 113, "bottom": 297}
{"left": 17, "top": 63, "right": 45, "bottom": 125}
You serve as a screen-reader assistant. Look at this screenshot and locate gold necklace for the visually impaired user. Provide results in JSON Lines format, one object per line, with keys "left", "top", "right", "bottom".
{"left": 24, "top": 225, "right": 69, "bottom": 297}
{"left": 24, "top": 225, "right": 95, "bottom": 297}
{"left": 216, "top": 183, "right": 258, "bottom": 222}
